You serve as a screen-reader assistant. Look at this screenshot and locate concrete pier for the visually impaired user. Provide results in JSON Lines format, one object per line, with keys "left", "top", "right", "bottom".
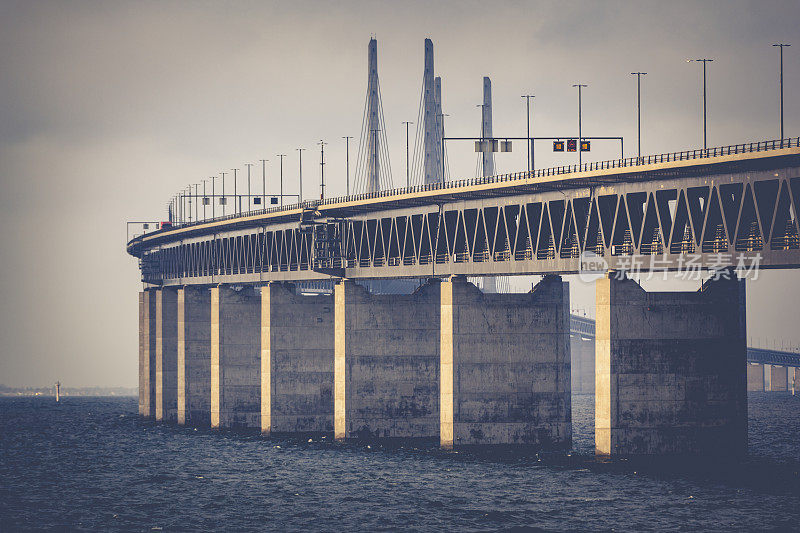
{"left": 155, "top": 288, "right": 178, "bottom": 422}
{"left": 747, "top": 363, "right": 765, "bottom": 392}
{"left": 440, "top": 275, "right": 571, "bottom": 448}
{"left": 768, "top": 365, "right": 789, "bottom": 391}
{"left": 138, "top": 290, "right": 156, "bottom": 418}
{"left": 335, "top": 280, "right": 440, "bottom": 440}
{"left": 595, "top": 272, "right": 747, "bottom": 456}
{"left": 211, "top": 285, "right": 261, "bottom": 430}
{"left": 261, "top": 283, "right": 334, "bottom": 436}
{"left": 177, "top": 286, "right": 211, "bottom": 426}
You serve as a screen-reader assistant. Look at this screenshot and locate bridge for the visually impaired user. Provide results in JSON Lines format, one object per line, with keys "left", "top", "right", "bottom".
{"left": 131, "top": 139, "right": 800, "bottom": 457}
{"left": 129, "top": 139, "right": 800, "bottom": 285}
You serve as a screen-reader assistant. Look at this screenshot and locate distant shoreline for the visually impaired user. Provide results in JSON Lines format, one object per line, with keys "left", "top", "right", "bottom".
{"left": 0, "top": 385, "right": 137, "bottom": 397}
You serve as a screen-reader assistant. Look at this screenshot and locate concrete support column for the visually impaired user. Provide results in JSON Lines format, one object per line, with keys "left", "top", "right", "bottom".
{"left": 261, "top": 283, "right": 334, "bottom": 436}
{"left": 139, "top": 290, "right": 157, "bottom": 418}
{"left": 177, "top": 286, "right": 211, "bottom": 426}
{"left": 335, "top": 280, "right": 440, "bottom": 440}
{"left": 769, "top": 365, "right": 789, "bottom": 392}
{"left": 155, "top": 288, "right": 179, "bottom": 422}
{"left": 210, "top": 285, "right": 260, "bottom": 430}
{"left": 747, "top": 363, "right": 765, "bottom": 392}
{"left": 595, "top": 272, "right": 747, "bottom": 456}
{"left": 440, "top": 275, "right": 572, "bottom": 448}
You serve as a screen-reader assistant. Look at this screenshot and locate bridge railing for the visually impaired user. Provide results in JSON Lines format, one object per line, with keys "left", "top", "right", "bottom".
{"left": 152, "top": 137, "right": 800, "bottom": 237}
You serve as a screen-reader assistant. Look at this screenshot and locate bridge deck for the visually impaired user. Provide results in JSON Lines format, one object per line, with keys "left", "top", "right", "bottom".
{"left": 128, "top": 140, "right": 800, "bottom": 284}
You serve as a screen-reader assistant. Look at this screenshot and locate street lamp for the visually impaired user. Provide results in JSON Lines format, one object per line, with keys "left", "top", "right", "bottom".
{"left": 440, "top": 113, "right": 449, "bottom": 181}
{"left": 297, "top": 148, "right": 305, "bottom": 203}
{"left": 318, "top": 140, "right": 327, "bottom": 200}
{"left": 244, "top": 163, "right": 253, "bottom": 213}
{"left": 277, "top": 154, "right": 286, "bottom": 207}
{"left": 259, "top": 159, "right": 268, "bottom": 209}
{"left": 631, "top": 72, "right": 647, "bottom": 160}
{"left": 343, "top": 136, "right": 353, "bottom": 196}
{"left": 687, "top": 59, "right": 713, "bottom": 150}
{"left": 521, "top": 94, "right": 534, "bottom": 172}
{"left": 401, "top": 122, "right": 413, "bottom": 187}
{"left": 211, "top": 176, "right": 217, "bottom": 218}
{"left": 773, "top": 43, "right": 790, "bottom": 143}
{"left": 220, "top": 171, "right": 227, "bottom": 216}
{"left": 572, "top": 84, "right": 588, "bottom": 166}
{"left": 203, "top": 179, "right": 208, "bottom": 220}
{"left": 231, "top": 168, "right": 239, "bottom": 214}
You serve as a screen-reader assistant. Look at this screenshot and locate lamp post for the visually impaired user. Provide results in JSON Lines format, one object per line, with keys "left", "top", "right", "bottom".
{"left": 773, "top": 43, "right": 790, "bottom": 143}
{"left": 440, "top": 113, "right": 449, "bottom": 181}
{"left": 688, "top": 59, "right": 713, "bottom": 150}
{"left": 521, "top": 94, "right": 534, "bottom": 172}
{"left": 259, "top": 159, "right": 267, "bottom": 208}
{"left": 203, "top": 179, "right": 207, "bottom": 220}
{"left": 401, "top": 121, "right": 413, "bottom": 187}
{"left": 631, "top": 72, "right": 647, "bottom": 160}
{"left": 318, "top": 140, "right": 327, "bottom": 200}
{"left": 343, "top": 136, "right": 353, "bottom": 196}
{"left": 297, "top": 148, "right": 305, "bottom": 203}
{"left": 244, "top": 163, "right": 253, "bottom": 212}
{"left": 572, "top": 84, "right": 588, "bottom": 166}
{"left": 231, "top": 168, "right": 239, "bottom": 214}
{"left": 220, "top": 171, "right": 227, "bottom": 216}
{"left": 277, "top": 154, "right": 286, "bottom": 207}
{"left": 211, "top": 176, "right": 217, "bottom": 218}
{"left": 476, "top": 103, "right": 486, "bottom": 176}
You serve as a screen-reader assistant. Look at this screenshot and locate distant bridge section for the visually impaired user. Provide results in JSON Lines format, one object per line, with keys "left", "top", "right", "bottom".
{"left": 128, "top": 139, "right": 800, "bottom": 286}
{"left": 568, "top": 314, "right": 800, "bottom": 367}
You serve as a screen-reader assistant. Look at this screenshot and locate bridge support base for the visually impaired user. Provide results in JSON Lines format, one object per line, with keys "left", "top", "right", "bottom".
{"left": 211, "top": 285, "right": 261, "bottom": 430}
{"left": 595, "top": 271, "right": 747, "bottom": 456}
{"left": 335, "top": 280, "right": 441, "bottom": 440}
{"left": 440, "top": 275, "right": 571, "bottom": 449}
{"left": 177, "top": 287, "right": 211, "bottom": 426}
{"left": 155, "top": 288, "right": 178, "bottom": 422}
{"left": 139, "top": 290, "right": 156, "bottom": 418}
{"left": 747, "top": 363, "right": 765, "bottom": 392}
{"left": 768, "top": 365, "right": 789, "bottom": 392}
{"left": 261, "top": 283, "right": 334, "bottom": 436}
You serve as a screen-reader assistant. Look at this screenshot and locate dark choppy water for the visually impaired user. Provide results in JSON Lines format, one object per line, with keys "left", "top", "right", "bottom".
{"left": 2, "top": 394, "right": 799, "bottom": 532}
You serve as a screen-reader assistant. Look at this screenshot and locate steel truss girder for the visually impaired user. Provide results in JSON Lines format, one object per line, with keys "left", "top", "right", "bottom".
{"left": 140, "top": 166, "right": 800, "bottom": 286}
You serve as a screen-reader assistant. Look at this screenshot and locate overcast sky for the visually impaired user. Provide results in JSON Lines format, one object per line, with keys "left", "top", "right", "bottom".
{"left": 1, "top": 0, "right": 799, "bottom": 387}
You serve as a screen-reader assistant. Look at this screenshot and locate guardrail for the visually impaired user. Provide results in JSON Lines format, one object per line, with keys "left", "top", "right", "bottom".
{"left": 133, "top": 137, "right": 800, "bottom": 242}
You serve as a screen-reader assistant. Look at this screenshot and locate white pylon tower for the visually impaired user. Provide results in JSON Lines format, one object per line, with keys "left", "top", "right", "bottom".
{"left": 481, "top": 76, "right": 499, "bottom": 294}
{"left": 434, "top": 76, "right": 443, "bottom": 180}
{"left": 423, "top": 38, "right": 443, "bottom": 184}
{"left": 355, "top": 37, "right": 392, "bottom": 193}
{"left": 366, "top": 38, "right": 380, "bottom": 192}
{"left": 481, "top": 76, "right": 495, "bottom": 177}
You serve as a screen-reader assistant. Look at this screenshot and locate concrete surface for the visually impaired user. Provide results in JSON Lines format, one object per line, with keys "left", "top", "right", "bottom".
{"left": 441, "top": 275, "right": 571, "bottom": 448}
{"left": 262, "top": 283, "right": 334, "bottom": 435}
{"left": 595, "top": 272, "right": 747, "bottom": 456}
{"left": 211, "top": 285, "right": 261, "bottom": 430}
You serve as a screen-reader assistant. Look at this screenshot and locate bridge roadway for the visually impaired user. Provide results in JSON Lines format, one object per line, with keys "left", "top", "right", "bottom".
{"left": 128, "top": 139, "right": 800, "bottom": 286}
